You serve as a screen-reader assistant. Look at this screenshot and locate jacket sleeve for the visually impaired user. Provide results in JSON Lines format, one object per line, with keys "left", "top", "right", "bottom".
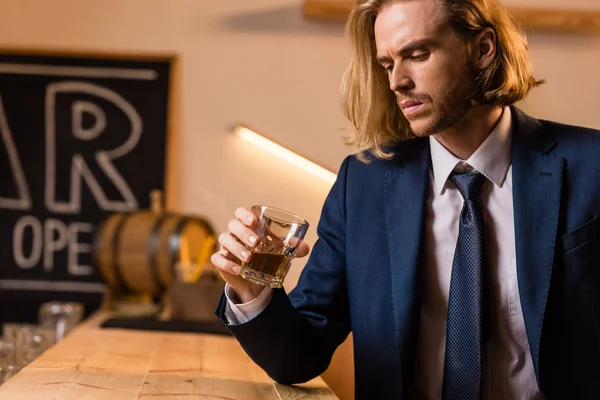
{"left": 215, "top": 156, "right": 352, "bottom": 385}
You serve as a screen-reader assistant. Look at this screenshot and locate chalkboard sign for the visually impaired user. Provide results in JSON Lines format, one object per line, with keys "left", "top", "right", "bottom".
{"left": 0, "top": 51, "right": 173, "bottom": 323}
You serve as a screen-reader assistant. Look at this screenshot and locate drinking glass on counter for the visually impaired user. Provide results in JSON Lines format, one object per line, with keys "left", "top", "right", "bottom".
{"left": 0, "top": 338, "right": 17, "bottom": 371}
{"left": 0, "top": 364, "right": 17, "bottom": 385}
{"left": 15, "top": 325, "right": 55, "bottom": 366}
{"left": 0, "top": 301, "right": 84, "bottom": 385}
{"left": 38, "top": 301, "right": 84, "bottom": 342}
{"left": 2, "top": 323, "right": 36, "bottom": 347}
{"left": 0, "top": 323, "right": 54, "bottom": 383}
{"left": 0, "top": 340, "right": 18, "bottom": 385}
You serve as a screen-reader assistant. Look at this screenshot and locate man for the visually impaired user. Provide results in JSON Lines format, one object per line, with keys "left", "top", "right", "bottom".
{"left": 211, "top": 0, "right": 600, "bottom": 399}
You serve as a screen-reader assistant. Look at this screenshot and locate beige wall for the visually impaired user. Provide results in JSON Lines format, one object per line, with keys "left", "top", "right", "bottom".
{"left": 0, "top": 0, "right": 352, "bottom": 285}
{"left": 502, "top": 0, "right": 600, "bottom": 129}
{"left": 1, "top": 1, "right": 598, "bottom": 399}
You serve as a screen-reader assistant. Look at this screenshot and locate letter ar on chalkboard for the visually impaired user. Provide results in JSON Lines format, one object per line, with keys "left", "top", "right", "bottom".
{"left": 0, "top": 51, "right": 173, "bottom": 324}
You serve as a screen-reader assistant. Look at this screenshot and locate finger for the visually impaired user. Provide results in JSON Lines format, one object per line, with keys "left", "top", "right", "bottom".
{"left": 218, "top": 232, "right": 252, "bottom": 263}
{"left": 217, "top": 244, "right": 236, "bottom": 262}
{"left": 296, "top": 241, "right": 311, "bottom": 258}
{"left": 217, "top": 245, "right": 229, "bottom": 257}
{"left": 227, "top": 219, "right": 259, "bottom": 248}
{"left": 235, "top": 207, "right": 257, "bottom": 227}
{"left": 216, "top": 234, "right": 238, "bottom": 262}
{"left": 286, "top": 237, "right": 310, "bottom": 258}
{"left": 211, "top": 252, "right": 242, "bottom": 275}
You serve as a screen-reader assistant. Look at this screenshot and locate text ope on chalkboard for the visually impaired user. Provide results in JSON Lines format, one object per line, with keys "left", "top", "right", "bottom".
{"left": 0, "top": 81, "right": 144, "bottom": 278}
{"left": 1, "top": 59, "right": 169, "bottom": 291}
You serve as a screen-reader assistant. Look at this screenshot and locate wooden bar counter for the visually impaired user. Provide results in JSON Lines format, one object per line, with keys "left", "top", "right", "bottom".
{"left": 0, "top": 312, "right": 339, "bottom": 399}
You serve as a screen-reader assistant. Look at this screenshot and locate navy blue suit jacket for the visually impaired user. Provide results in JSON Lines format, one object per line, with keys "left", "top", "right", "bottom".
{"left": 216, "top": 108, "right": 600, "bottom": 399}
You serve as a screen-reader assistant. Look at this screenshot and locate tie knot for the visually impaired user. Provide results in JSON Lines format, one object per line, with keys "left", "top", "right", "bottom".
{"left": 449, "top": 170, "right": 486, "bottom": 201}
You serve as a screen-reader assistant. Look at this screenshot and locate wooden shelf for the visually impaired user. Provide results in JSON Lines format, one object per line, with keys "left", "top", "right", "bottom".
{"left": 304, "top": 0, "right": 600, "bottom": 35}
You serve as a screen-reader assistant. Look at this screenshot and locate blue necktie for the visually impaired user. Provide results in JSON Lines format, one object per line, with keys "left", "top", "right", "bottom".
{"left": 442, "top": 170, "right": 488, "bottom": 400}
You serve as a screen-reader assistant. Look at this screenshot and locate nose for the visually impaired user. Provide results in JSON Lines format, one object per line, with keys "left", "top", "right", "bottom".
{"left": 389, "top": 66, "right": 414, "bottom": 93}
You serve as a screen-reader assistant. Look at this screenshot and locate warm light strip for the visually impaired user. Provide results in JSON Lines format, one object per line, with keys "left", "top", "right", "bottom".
{"left": 234, "top": 125, "right": 338, "bottom": 185}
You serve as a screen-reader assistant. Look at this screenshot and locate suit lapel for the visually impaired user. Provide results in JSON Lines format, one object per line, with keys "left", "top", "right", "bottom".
{"left": 384, "top": 138, "right": 431, "bottom": 390}
{"left": 510, "top": 107, "right": 564, "bottom": 384}
{"left": 382, "top": 108, "right": 563, "bottom": 390}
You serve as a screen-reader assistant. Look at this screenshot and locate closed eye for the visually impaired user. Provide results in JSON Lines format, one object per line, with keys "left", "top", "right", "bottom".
{"left": 406, "top": 52, "right": 430, "bottom": 62}
{"left": 378, "top": 63, "right": 393, "bottom": 72}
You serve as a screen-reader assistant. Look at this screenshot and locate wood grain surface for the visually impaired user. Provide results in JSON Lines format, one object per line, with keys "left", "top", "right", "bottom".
{"left": 304, "top": 0, "right": 600, "bottom": 35}
{"left": 0, "top": 312, "right": 339, "bottom": 400}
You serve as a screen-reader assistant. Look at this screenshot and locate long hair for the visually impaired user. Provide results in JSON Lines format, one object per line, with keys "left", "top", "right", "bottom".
{"left": 340, "top": 0, "right": 543, "bottom": 162}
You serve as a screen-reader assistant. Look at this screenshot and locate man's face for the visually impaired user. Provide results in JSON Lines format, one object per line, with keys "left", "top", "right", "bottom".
{"left": 374, "top": 0, "right": 477, "bottom": 137}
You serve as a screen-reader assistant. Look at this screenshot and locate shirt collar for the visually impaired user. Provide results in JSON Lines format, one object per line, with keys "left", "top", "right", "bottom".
{"left": 429, "top": 106, "right": 513, "bottom": 195}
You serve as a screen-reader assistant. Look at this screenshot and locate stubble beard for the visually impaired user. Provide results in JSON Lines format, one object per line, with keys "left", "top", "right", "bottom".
{"left": 408, "top": 59, "right": 479, "bottom": 138}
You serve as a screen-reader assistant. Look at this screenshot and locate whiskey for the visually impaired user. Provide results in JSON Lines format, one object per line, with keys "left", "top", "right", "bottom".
{"left": 241, "top": 251, "right": 292, "bottom": 287}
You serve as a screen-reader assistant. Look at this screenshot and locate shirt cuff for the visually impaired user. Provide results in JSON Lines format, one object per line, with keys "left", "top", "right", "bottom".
{"left": 223, "top": 283, "right": 274, "bottom": 325}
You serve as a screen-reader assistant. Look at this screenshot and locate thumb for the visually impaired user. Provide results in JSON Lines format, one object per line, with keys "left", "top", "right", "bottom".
{"left": 296, "top": 241, "right": 311, "bottom": 258}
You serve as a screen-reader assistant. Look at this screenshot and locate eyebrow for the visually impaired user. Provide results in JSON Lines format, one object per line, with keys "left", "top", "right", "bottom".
{"left": 376, "top": 38, "right": 436, "bottom": 65}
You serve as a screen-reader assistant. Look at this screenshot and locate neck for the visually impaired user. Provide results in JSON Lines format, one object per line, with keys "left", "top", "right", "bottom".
{"left": 433, "top": 105, "right": 504, "bottom": 160}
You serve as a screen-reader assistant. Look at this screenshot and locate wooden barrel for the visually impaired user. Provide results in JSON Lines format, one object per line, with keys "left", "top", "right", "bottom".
{"left": 92, "top": 209, "right": 216, "bottom": 296}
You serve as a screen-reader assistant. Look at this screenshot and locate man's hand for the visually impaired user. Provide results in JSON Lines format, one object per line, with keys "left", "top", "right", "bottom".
{"left": 211, "top": 207, "right": 311, "bottom": 303}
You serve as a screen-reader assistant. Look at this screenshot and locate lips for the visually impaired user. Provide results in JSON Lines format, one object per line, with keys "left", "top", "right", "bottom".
{"left": 399, "top": 100, "right": 424, "bottom": 117}
{"left": 400, "top": 100, "right": 422, "bottom": 109}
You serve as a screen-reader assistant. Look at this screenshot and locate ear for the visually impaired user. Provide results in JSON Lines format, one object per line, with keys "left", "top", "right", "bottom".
{"left": 470, "top": 27, "right": 497, "bottom": 70}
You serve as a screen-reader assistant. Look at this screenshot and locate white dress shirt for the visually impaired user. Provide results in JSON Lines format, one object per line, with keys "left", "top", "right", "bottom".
{"left": 224, "top": 283, "right": 273, "bottom": 324}
{"left": 413, "top": 107, "right": 540, "bottom": 399}
{"left": 225, "top": 107, "right": 541, "bottom": 399}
